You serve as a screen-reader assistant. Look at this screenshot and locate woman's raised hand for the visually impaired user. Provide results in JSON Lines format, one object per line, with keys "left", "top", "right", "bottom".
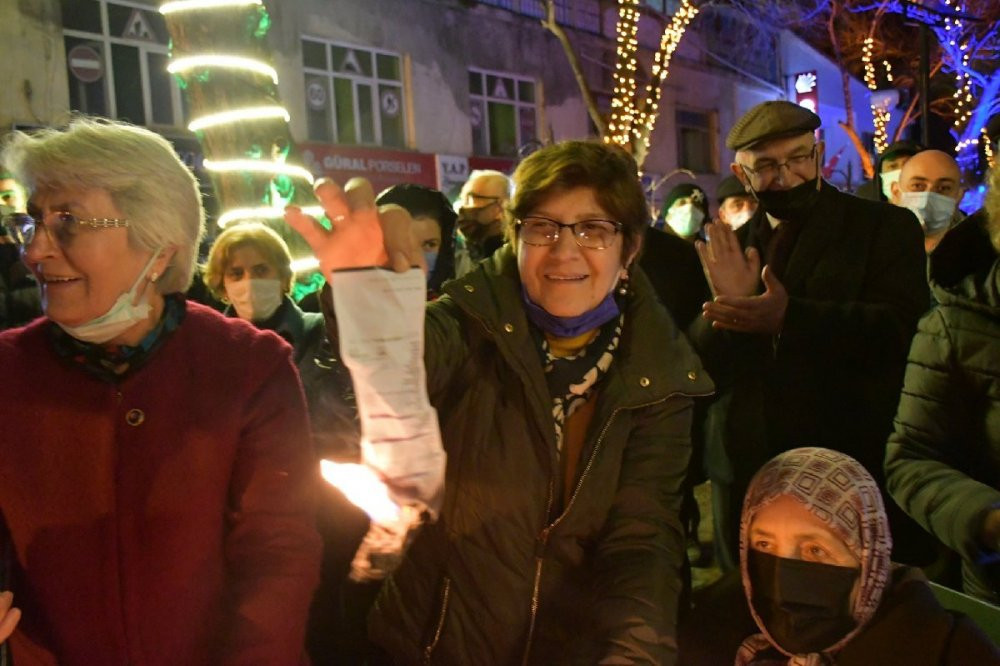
{"left": 285, "top": 177, "right": 423, "bottom": 279}
{"left": 0, "top": 591, "right": 21, "bottom": 644}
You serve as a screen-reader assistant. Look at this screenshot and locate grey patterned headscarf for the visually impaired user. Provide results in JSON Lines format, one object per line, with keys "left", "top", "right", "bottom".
{"left": 735, "top": 447, "right": 893, "bottom": 666}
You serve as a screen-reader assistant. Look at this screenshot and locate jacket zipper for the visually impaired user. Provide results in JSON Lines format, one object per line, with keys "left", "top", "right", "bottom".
{"left": 422, "top": 577, "right": 451, "bottom": 664}
{"left": 520, "top": 389, "right": 712, "bottom": 665}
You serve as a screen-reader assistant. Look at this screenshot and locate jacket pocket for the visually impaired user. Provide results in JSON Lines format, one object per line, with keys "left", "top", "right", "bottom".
{"left": 421, "top": 576, "right": 451, "bottom": 664}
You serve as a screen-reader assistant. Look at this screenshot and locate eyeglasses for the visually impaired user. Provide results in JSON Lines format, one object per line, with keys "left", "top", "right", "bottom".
{"left": 2, "top": 211, "right": 130, "bottom": 248}
{"left": 460, "top": 192, "right": 501, "bottom": 207}
{"left": 738, "top": 144, "right": 817, "bottom": 182}
{"left": 516, "top": 216, "right": 622, "bottom": 250}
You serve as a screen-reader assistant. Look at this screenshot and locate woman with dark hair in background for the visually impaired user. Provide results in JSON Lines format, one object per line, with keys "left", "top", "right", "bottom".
{"left": 376, "top": 183, "right": 457, "bottom": 299}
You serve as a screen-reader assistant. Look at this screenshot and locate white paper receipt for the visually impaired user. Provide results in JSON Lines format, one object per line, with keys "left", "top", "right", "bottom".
{"left": 330, "top": 267, "right": 446, "bottom": 519}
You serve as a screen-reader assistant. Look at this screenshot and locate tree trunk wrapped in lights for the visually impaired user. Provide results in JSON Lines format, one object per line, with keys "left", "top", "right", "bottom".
{"left": 160, "top": 0, "right": 319, "bottom": 264}
{"left": 543, "top": 0, "right": 699, "bottom": 168}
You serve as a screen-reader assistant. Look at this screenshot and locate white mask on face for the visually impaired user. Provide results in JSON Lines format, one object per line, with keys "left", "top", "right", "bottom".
{"left": 227, "top": 278, "right": 284, "bottom": 322}
{"left": 880, "top": 169, "right": 902, "bottom": 200}
{"left": 900, "top": 191, "right": 957, "bottom": 234}
{"left": 727, "top": 209, "right": 753, "bottom": 231}
{"left": 666, "top": 203, "right": 705, "bottom": 238}
{"left": 57, "top": 249, "right": 162, "bottom": 344}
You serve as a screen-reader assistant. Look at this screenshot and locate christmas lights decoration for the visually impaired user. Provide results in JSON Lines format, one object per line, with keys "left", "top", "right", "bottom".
{"left": 862, "top": 37, "right": 891, "bottom": 154}
{"left": 160, "top": 0, "right": 318, "bottom": 269}
{"left": 160, "top": 0, "right": 261, "bottom": 14}
{"left": 983, "top": 126, "right": 996, "bottom": 169}
{"left": 606, "top": 0, "right": 699, "bottom": 163}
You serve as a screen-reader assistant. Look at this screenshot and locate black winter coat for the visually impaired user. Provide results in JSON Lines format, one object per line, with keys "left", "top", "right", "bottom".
{"left": 363, "top": 246, "right": 714, "bottom": 665}
{"left": 885, "top": 211, "right": 1000, "bottom": 603}
{"left": 691, "top": 183, "right": 931, "bottom": 561}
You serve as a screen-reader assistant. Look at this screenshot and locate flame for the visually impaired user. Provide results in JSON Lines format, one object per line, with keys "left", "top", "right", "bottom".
{"left": 320, "top": 460, "right": 400, "bottom": 523}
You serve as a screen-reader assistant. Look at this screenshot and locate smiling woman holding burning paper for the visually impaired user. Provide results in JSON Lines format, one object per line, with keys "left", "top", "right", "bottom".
{"left": 287, "top": 140, "right": 713, "bottom": 665}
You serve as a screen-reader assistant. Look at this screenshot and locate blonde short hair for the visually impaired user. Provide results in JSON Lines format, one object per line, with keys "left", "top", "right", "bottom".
{"left": 1, "top": 117, "right": 204, "bottom": 294}
{"left": 203, "top": 222, "right": 293, "bottom": 301}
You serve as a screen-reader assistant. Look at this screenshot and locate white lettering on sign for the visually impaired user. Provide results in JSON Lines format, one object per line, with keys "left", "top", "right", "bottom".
{"left": 318, "top": 155, "right": 423, "bottom": 175}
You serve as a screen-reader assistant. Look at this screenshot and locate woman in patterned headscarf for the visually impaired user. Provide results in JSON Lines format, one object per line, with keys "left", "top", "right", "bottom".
{"left": 734, "top": 447, "right": 998, "bottom": 666}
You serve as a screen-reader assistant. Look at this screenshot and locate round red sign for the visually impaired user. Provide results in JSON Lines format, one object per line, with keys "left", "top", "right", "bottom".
{"left": 67, "top": 44, "right": 104, "bottom": 84}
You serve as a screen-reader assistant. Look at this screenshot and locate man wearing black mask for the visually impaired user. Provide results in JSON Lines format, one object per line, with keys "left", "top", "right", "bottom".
{"left": 690, "top": 100, "right": 933, "bottom": 569}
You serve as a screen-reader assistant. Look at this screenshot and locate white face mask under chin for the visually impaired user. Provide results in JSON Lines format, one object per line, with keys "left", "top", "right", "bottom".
{"left": 57, "top": 250, "right": 162, "bottom": 345}
{"left": 227, "top": 278, "right": 284, "bottom": 322}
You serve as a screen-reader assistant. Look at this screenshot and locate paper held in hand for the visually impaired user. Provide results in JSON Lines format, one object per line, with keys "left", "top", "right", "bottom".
{"left": 322, "top": 267, "right": 446, "bottom": 580}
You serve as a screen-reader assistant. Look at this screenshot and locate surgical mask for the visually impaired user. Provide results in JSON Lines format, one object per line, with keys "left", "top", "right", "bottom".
{"left": 227, "top": 278, "right": 283, "bottom": 322}
{"left": 666, "top": 203, "right": 705, "bottom": 238}
{"left": 900, "top": 191, "right": 956, "bottom": 235}
{"left": 57, "top": 249, "right": 161, "bottom": 344}
{"left": 423, "top": 250, "right": 438, "bottom": 277}
{"left": 749, "top": 549, "right": 859, "bottom": 655}
{"left": 727, "top": 209, "right": 753, "bottom": 231}
{"left": 880, "top": 169, "right": 901, "bottom": 200}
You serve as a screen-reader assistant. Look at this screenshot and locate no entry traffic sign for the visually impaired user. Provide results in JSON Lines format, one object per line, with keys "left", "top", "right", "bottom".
{"left": 68, "top": 44, "right": 104, "bottom": 84}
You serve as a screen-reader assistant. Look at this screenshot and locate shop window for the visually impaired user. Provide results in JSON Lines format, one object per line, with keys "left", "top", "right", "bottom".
{"left": 469, "top": 69, "right": 537, "bottom": 157}
{"left": 62, "top": 0, "right": 183, "bottom": 128}
{"left": 676, "top": 108, "right": 717, "bottom": 174}
{"left": 302, "top": 38, "right": 405, "bottom": 148}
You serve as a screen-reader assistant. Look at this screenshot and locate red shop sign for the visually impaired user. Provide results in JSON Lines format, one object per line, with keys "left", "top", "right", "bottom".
{"left": 299, "top": 142, "right": 437, "bottom": 194}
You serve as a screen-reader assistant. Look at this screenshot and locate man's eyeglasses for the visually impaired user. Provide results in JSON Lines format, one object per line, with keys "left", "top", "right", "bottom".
{"left": 739, "top": 144, "right": 817, "bottom": 182}
{"left": 516, "top": 216, "right": 622, "bottom": 250}
{"left": 460, "top": 192, "right": 501, "bottom": 207}
{"left": 2, "top": 211, "right": 130, "bottom": 248}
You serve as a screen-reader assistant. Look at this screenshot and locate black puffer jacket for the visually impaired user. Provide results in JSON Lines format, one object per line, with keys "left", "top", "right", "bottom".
{"left": 360, "top": 245, "right": 714, "bottom": 665}
{"left": 885, "top": 211, "right": 1000, "bottom": 603}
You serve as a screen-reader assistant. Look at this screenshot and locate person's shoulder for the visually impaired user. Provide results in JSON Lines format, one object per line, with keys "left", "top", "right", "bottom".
{"left": 180, "top": 299, "right": 293, "bottom": 358}
{"left": 836, "top": 188, "right": 918, "bottom": 228}
{"left": 0, "top": 316, "right": 49, "bottom": 353}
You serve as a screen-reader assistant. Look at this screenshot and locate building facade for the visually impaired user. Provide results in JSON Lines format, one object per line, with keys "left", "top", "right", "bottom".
{"left": 0, "top": 0, "right": 876, "bottom": 225}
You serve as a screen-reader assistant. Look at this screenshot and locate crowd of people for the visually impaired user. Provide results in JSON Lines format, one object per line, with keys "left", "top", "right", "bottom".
{"left": 0, "top": 98, "right": 998, "bottom": 665}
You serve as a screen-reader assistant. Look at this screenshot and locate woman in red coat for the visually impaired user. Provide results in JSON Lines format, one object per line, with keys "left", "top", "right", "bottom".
{"left": 0, "top": 118, "right": 320, "bottom": 665}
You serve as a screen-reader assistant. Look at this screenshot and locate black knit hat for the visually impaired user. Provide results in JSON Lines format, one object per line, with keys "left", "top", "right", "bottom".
{"left": 660, "top": 183, "right": 709, "bottom": 219}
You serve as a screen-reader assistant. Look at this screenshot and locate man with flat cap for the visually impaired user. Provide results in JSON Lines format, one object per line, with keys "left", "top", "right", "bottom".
{"left": 691, "top": 100, "right": 932, "bottom": 568}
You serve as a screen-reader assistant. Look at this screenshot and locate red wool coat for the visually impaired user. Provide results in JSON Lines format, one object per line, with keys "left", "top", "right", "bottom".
{"left": 0, "top": 301, "right": 321, "bottom": 665}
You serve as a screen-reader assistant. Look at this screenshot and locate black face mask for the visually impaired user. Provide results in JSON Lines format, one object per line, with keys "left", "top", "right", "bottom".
{"left": 749, "top": 549, "right": 859, "bottom": 655}
{"left": 752, "top": 176, "right": 821, "bottom": 222}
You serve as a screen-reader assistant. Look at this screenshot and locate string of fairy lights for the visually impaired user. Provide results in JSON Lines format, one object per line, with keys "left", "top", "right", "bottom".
{"left": 160, "top": 0, "right": 316, "bottom": 240}
{"left": 606, "top": 0, "right": 699, "bottom": 150}
{"left": 939, "top": 0, "right": 979, "bottom": 156}
{"left": 862, "top": 36, "right": 891, "bottom": 154}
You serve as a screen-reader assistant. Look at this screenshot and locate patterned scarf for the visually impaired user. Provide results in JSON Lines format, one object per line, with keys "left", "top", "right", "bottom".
{"left": 736, "top": 447, "right": 893, "bottom": 666}
{"left": 50, "top": 293, "right": 186, "bottom": 383}
{"left": 538, "top": 314, "right": 623, "bottom": 452}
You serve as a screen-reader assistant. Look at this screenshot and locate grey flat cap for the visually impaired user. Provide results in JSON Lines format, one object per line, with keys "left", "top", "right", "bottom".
{"left": 727, "top": 101, "right": 821, "bottom": 151}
